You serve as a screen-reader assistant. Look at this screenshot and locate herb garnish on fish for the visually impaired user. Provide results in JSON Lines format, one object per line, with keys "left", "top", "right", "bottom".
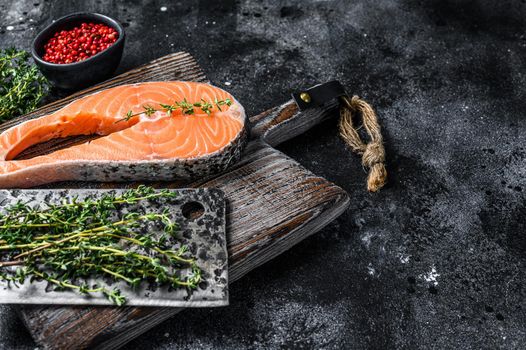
{"left": 116, "top": 97, "right": 233, "bottom": 123}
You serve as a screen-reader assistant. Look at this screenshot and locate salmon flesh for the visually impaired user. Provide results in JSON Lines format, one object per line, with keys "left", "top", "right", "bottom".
{"left": 0, "top": 81, "right": 247, "bottom": 188}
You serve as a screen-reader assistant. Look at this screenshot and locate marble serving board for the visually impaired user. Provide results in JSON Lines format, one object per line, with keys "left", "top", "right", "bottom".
{"left": 0, "top": 188, "right": 228, "bottom": 307}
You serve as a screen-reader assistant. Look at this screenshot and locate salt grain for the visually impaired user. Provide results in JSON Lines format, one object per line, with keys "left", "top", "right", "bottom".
{"left": 367, "top": 263, "right": 376, "bottom": 276}
{"left": 420, "top": 265, "right": 440, "bottom": 286}
{"left": 224, "top": 81, "right": 231, "bottom": 86}
{"left": 160, "top": 6, "right": 167, "bottom": 12}
{"left": 6, "top": 26, "right": 14, "bottom": 31}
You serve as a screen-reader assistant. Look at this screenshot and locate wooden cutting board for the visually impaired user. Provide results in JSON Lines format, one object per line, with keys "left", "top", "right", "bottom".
{"left": 1, "top": 52, "right": 350, "bottom": 349}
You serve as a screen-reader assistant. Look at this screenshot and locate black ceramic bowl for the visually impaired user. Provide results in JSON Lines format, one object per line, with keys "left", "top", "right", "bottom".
{"left": 31, "top": 12, "right": 125, "bottom": 90}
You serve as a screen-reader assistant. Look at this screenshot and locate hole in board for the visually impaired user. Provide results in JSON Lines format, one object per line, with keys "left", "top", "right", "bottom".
{"left": 181, "top": 201, "right": 205, "bottom": 220}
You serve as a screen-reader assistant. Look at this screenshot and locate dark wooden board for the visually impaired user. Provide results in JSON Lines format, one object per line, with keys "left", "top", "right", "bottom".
{"left": 4, "top": 52, "right": 350, "bottom": 349}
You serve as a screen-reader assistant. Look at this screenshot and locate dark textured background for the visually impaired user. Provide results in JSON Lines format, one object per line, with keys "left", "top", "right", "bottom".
{"left": 0, "top": 0, "right": 525, "bottom": 349}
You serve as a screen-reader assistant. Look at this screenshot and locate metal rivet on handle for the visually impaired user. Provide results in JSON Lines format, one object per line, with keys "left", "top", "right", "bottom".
{"left": 300, "top": 92, "right": 311, "bottom": 103}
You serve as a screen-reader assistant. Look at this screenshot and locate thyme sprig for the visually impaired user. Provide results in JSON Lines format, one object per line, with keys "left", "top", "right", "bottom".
{"left": 0, "top": 186, "right": 202, "bottom": 306}
{"left": 0, "top": 48, "right": 49, "bottom": 122}
{"left": 116, "top": 98, "right": 233, "bottom": 123}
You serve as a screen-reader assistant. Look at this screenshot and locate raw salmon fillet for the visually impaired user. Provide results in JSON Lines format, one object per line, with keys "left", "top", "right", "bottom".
{"left": 0, "top": 81, "right": 247, "bottom": 188}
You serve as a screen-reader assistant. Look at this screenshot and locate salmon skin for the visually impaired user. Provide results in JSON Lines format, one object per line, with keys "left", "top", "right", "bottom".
{"left": 0, "top": 81, "right": 248, "bottom": 188}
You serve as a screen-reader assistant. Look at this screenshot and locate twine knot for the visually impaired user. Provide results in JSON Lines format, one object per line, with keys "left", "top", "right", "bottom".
{"left": 363, "top": 142, "right": 385, "bottom": 167}
{"left": 338, "top": 95, "right": 387, "bottom": 192}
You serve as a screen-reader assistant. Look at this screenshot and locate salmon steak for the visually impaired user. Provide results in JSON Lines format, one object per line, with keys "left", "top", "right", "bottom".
{"left": 0, "top": 81, "right": 247, "bottom": 188}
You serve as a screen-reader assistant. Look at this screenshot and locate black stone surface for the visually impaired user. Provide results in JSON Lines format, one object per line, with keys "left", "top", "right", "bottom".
{"left": 0, "top": 0, "right": 525, "bottom": 349}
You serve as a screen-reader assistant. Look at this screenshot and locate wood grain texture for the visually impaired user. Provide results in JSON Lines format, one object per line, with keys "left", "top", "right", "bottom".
{"left": 251, "top": 99, "right": 339, "bottom": 147}
{"left": 10, "top": 52, "right": 350, "bottom": 350}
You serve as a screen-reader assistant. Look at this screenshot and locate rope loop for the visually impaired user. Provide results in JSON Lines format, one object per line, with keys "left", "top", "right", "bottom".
{"left": 338, "top": 95, "right": 387, "bottom": 192}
